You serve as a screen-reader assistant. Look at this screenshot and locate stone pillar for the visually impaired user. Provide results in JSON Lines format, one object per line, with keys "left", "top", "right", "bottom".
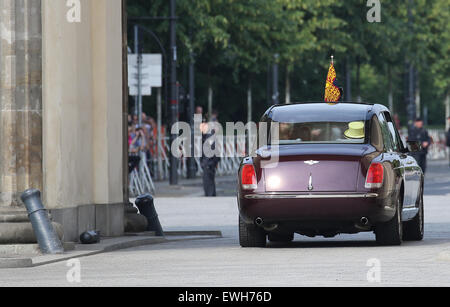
{"left": 0, "top": 0, "right": 43, "bottom": 243}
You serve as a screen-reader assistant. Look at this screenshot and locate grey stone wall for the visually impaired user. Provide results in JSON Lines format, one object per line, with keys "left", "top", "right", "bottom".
{"left": 50, "top": 203, "right": 124, "bottom": 242}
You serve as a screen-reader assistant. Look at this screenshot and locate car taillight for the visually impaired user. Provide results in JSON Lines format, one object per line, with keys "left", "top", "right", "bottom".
{"left": 365, "top": 163, "right": 384, "bottom": 189}
{"left": 241, "top": 164, "right": 257, "bottom": 190}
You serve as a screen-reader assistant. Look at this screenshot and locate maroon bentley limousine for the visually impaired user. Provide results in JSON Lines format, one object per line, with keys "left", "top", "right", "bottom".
{"left": 238, "top": 103, "right": 424, "bottom": 247}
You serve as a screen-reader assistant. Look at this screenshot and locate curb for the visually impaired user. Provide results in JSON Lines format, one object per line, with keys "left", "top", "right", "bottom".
{"left": 164, "top": 230, "right": 223, "bottom": 237}
{"left": 0, "top": 242, "right": 76, "bottom": 256}
{"left": 0, "top": 230, "right": 222, "bottom": 269}
{"left": 0, "top": 257, "right": 33, "bottom": 269}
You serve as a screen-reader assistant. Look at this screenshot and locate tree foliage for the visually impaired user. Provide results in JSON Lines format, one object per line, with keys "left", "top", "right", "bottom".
{"left": 128, "top": 0, "right": 449, "bottom": 126}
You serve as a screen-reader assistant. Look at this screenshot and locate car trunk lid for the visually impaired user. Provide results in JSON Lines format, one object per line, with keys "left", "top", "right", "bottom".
{"left": 262, "top": 144, "right": 371, "bottom": 193}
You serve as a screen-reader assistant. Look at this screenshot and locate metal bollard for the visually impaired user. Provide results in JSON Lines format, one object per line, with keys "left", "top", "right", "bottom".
{"left": 135, "top": 194, "right": 164, "bottom": 236}
{"left": 20, "top": 189, "right": 64, "bottom": 254}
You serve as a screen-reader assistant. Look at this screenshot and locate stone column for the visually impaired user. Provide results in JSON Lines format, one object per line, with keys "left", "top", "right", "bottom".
{"left": 0, "top": 0, "right": 43, "bottom": 243}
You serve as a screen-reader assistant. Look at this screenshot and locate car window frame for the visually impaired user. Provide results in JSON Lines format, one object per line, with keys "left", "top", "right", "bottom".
{"left": 377, "top": 112, "right": 395, "bottom": 152}
{"left": 382, "top": 111, "right": 406, "bottom": 153}
{"left": 369, "top": 114, "right": 384, "bottom": 151}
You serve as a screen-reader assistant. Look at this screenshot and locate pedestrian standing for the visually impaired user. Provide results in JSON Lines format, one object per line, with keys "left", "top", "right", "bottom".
{"left": 446, "top": 116, "right": 450, "bottom": 167}
{"left": 195, "top": 106, "right": 204, "bottom": 117}
{"left": 192, "top": 106, "right": 205, "bottom": 175}
{"left": 200, "top": 110, "right": 220, "bottom": 197}
{"left": 409, "top": 118, "right": 431, "bottom": 174}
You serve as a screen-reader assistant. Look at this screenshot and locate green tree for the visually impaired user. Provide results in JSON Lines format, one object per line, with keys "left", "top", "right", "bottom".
{"left": 127, "top": 0, "right": 449, "bottom": 126}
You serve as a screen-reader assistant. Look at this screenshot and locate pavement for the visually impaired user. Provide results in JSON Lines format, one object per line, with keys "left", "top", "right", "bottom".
{"left": 0, "top": 173, "right": 234, "bottom": 269}
{"left": 153, "top": 175, "right": 237, "bottom": 197}
{"left": 0, "top": 159, "right": 449, "bottom": 286}
{"left": 0, "top": 232, "right": 222, "bottom": 269}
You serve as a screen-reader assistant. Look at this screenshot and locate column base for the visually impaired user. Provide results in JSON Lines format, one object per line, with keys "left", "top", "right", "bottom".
{"left": 124, "top": 202, "right": 148, "bottom": 233}
{"left": 0, "top": 209, "right": 63, "bottom": 244}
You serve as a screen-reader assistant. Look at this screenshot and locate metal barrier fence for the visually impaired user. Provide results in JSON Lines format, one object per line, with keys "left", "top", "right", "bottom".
{"left": 129, "top": 152, "right": 156, "bottom": 197}
{"left": 129, "top": 135, "right": 247, "bottom": 196}
{"left": 151, "top": 135, "right": 247, "bottom": 180}
{"left": 427, "top": 129, "right": 449, "bottom": 160}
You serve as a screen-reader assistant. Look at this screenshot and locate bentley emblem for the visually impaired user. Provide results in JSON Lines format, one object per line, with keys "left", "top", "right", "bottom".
{"left": 304, "top": 160, "right": 319, "bottom": 166}
{"left": 308, "top": 173, "right": 314, "bottom": 191}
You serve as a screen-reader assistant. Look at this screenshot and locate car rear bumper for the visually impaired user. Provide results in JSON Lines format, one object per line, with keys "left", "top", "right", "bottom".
{"left": 238, "top": 192, "right": 395, "bottom": 225}
{"left": 244, "top": 193, "right": 378, "bottom": 199}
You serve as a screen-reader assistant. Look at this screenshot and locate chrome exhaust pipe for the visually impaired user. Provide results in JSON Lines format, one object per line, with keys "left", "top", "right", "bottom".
{"left": 255, "top": 217, "right": 278, "bottom": 231}
{"left": 255, "top": 217, "right": 263, "bottom": 226}
{"left": 360, "top": 217, "right": 369, "bottom": 226}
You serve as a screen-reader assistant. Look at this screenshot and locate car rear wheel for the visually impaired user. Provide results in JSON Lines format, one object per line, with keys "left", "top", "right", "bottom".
{"left": 403, "top": 191, "right": 424, "bottom": 241}
{"left": 239, "top": 216, "right": 267, "bottom": 247}
{"left": 375, "top": 197, "right": 403, "bottom": 246}
{"left": 268, "top": 233, "right": 294, "bottom": 243}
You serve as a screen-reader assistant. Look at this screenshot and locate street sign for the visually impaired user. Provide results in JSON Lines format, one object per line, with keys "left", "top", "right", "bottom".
{"left": 129, "top": 86, "right": 151, "bottom": 96}
{"left": 128, "top": 54, "right": 162, "bottom": 96}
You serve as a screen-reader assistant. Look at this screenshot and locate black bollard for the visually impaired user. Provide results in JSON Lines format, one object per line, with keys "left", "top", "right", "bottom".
{"left": 80, "top": 230, "right": 101, "bottom": 244}
{"left": 20, "top": 189, "right": 64, "bottom": 254}
{"left": 135, "top": 194, "right": 164, "bottom": 236}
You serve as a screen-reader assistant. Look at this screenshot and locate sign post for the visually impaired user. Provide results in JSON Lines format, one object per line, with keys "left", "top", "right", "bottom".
{"left": 128, "top": 53, "right": 162, "bottom": 127}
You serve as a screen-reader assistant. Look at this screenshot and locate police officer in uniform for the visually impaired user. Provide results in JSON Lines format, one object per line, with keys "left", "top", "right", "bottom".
{"left": 200, "top": 110, "right": 220, "bottom": 197}
{"left": 409, "top": 118, "right": 431, "bottom": 174}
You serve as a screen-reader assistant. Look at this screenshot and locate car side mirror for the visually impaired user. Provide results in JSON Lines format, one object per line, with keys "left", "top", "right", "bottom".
{"left": 406, "top": 141, "right": 422, "bottom": 152}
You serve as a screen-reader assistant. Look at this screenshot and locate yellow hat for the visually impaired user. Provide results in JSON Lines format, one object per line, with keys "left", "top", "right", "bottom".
{"left": 344, "top": 121, "right": 365, "bottom": 139}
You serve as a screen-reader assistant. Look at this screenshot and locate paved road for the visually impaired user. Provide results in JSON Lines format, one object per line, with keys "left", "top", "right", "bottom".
{"left": 1, "top": 160, "right": 450, "bottom": 287}
{"left": 153, "top": 174, "right": 237, "bottom": 198}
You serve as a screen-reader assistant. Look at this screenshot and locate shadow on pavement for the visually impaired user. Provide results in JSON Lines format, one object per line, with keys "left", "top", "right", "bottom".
{"left": 267, "top": 240, "right": 378, "bottom": 248}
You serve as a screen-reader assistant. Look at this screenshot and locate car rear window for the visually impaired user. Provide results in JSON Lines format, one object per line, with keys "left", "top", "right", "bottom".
{"left": 267, "top": 104, "right": 369, "bottom": 145}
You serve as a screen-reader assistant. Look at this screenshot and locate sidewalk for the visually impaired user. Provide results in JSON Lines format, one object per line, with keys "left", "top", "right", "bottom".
{"left": 0, "top": 231, "right": 222, "bottom": 269}
{"left": 0, "top": 175, "right": 235, "bottom": 269}
{"left": 153, "top": 175, "right": 237, "bottom": 197}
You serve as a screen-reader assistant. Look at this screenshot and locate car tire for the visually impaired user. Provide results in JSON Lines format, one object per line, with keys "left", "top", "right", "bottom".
{"left": 375, "top": 197, "right": 403, "bottom": 246}
{"left": 403, "top": 191, "right": 424, "bottom": 241}
{"left": 268, "top": 233, "right": 294, "bottom": 243}
{"left": 239, "top": 216, "right": 266, "bottom": 248}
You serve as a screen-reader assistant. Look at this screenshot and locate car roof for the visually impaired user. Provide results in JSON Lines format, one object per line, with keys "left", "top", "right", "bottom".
{"left": 264, "top": 102, "right": 388, "bottom": 122}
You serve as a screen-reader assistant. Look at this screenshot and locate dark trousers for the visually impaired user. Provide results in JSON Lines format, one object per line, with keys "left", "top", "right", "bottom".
{"left": 128, "top": 155, "right": 140, "bottom": 174}
{"left": 202, "top": 164, "right": 217, "bottom": 197}
{"left": 412, "top": 153, "right": 427, "bottom": 174}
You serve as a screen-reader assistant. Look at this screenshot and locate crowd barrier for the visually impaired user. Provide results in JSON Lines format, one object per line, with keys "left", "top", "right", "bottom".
{"left": 427, "top": 129, "right": 449, "bottom": 160}
{"left": 152, "top": 135, "right": 247, "bottom": 180}
{"left": 129, "top": 135, "right": 247, "bottom": 196}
